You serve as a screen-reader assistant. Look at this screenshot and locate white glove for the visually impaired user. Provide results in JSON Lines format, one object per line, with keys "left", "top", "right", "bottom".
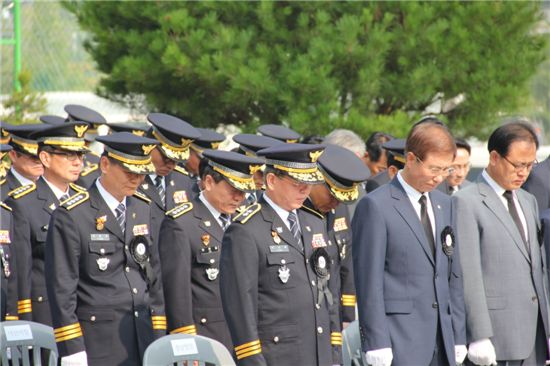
{"left": 61, "top": 351, "right": 88, "bottom": 366}
{"left": 455, "top": 344, "right": 468, "bottom": 364}
{"left": 468, "top": 338, "right": 497, "bottom": 365}
{"left": 365, "top": 347, "right": 393, "bottom": 366}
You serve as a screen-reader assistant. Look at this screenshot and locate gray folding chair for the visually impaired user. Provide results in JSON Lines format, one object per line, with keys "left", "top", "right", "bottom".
{"left": 342, "top": 320, "right": 366, "bottom": 366}
{"left": 142, "top": 333, "right": 236, "bottom": 366}
{"left": 0, "top": 320, "right": 58, "bottom": 366}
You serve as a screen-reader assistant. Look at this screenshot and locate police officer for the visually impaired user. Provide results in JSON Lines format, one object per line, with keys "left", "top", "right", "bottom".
{"left": 303, "top": 144, "right": 369, "bottom": 327}
{"left": 220, "top": 143, "right": 342, "bottom": 365}
{"left": 108, "top": 121, "right": 150, "bottom": 136}
{"left": 365, "top": 138, "right": 406, "bottom": 192}
{"left": 1, "top": 123, "right": 46, "bottom": 199}
{"left": 257, "top": 124, "right": 302, "bottom": 143}
{"left": 159, "top": 150, "right": 263, "bottom": 351}
{"left": 186, "top": 127, "right": 226, "bottom": 178}
{"left": 65, "top": 104, "right": 108, "bottom": 188}
{"left": 5, "top": 122, "right": 89, "bottom": 325}
{"left": 45, "top": 132, "right": 166, "bottom": 366}
{"left": 138, "top": 113, "right": 201, "bottom": 243}
{"left": 0, "top": 144, "right": 18, "bottom": 321}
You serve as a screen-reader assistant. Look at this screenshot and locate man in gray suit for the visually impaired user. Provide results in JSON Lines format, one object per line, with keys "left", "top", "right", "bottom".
{"left": 453, "top": 121, "right": 549, "bottom": 365}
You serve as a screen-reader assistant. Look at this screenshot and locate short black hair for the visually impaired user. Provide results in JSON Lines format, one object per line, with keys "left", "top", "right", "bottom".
{"left": 487, "top": 121, "right": 538, "bottom": 157}
{"left": 454, "top": 137, "right": 471, "bottom": 155}
{"left": 198, "top": 157, "right": 224, "bottom": 183}
{"left": 366, "top": 132, "right": 393, "bottom": 162}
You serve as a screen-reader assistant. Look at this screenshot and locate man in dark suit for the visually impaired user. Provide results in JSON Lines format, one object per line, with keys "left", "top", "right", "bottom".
{"left": 304, "top": 144, "right": 369, "bottom": 328}
{"left": 1, "top": 123, "right": 45, "bottom": 200}
{"left": 454, "top": 121, "right": 549, "bottom": 365}
{"left": 220, "top": 143, "right": 342, "bottom": 365}
{"left": 437, "top": 137, "right": 472, "bottom": 195}
{"left": 523, "top": 155, "right": 550, "bottom": 212}
{"left": 45, "top": 132, "right": 166, "bottom": 366}
{"left": 159, "top": 150, "right": 263, "bottom": 351}
{"left": 5, "top": 122, "right": 89, "bottom": 325}
{"left": 137, "top": 113, "right": 201, "bottom": 244}
{"left": 353, "top": 120, "right": 466, "bottom": 366}
{"left": 365, "top": 138, "right": 406, "bottom": 193}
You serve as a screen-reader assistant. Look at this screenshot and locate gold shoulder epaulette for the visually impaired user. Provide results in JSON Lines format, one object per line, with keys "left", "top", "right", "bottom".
{"left": 8, "top": 183, "right": 36, "bottom": 199}
{"left": 166, "top": 202, "right": 193, "bottom": 219}
{"left": 234, "top": 203, "right": 261, "bottom": 224}
{"left": 69, "top": 183, "right": 87, "bottom": 193}
{"left": 80, "top": 164, "right": 98, "bottom": 177}
{"left": 0, "top": 201, "right": 12, "bottom": 211}
{"left": 133, "top": 191, "right": 151, "bottom": 203}
{"left": 61, "top": 191, "right": 90, "bottom": 210}
{"left": 174, "top": 166, "right": 189, "bottom": 176}
{"left": 300, "top": 205, "right": 324, "bottom": 220}
{"left": 0, "top": 178, "right": 5, "bottom": 186}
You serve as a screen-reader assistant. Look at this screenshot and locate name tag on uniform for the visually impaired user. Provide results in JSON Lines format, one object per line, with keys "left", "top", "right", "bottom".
{"left": 90, "top": 234, "right": 110, "bottom": 241}
{"left": 333, "top": 217, "right": 348, "bottom": 232}
{"left": 132, "top": 224, "right": 149, "bottom": 236}
{"left": 270, "top": 245, "right": 289, "bottom": 253}
{"left": 0, "top": 230, "right": 10, "bottom": 244}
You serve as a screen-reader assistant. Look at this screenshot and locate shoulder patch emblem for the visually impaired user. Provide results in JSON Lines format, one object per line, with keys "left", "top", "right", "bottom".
{"left": 69, "top": 183, "right": 87, "bottom": 193}
{"left": 300, "top": 205, "right": 324, "bottom": 220}
{"left": 133, "top": 191, "right": 151, "bottom": 203}
{"left": 0, "top": 201, "right": 12, "bottom": 211}
{"left": 8, "top": 183, "right": 36, "bottom": 199}
{"left": 174, "top": 166, "right": 189, "bottom": 176}
{"left": 166, "top": 202, "right": 193, "bottom": 219}
{"left": 234, "top": 203, "right": 261, "bottom": 224}
{"left": 80, "top": 164, "right": 98, "bottom": 177}
{"left": 62, "top": 191, "right": 90, "bottom": 210}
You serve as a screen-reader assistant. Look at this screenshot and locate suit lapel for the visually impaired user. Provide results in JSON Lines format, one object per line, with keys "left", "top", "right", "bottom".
{"left": 89, "top": 185, "right": 124, "bottom": 242}
{"left": 298, "top": 209, "right": 315, "bottom": 258}
{"left": 429, "top": 192, "right": 445, "bottom": 265}
{"left": 390, "top": 179, "right": 435, "bottom": 266}
{"left": 517, "top": 190, "right": 536, "bottom": 256}
{"left": 140, "top": 175, "right": 163, "bottom": 208}
{"left": 37, "top": 178, "right": 58, "bottom": 214}
{"left": 194, "top": 199, "right": 224, "bottom": 243}
{"left": 478, "top": 177, "right": 530, "bottom": 262}
{"left": 260, "top": 199, "right": 304, "bottom": 255}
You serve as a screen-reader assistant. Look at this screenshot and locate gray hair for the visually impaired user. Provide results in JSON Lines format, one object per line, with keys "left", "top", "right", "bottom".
{"left": 324, "top": 129, "right": 366, "bottom": 157}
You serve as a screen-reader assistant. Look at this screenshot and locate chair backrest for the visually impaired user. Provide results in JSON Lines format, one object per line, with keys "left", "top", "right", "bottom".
{"left": 342, "top": 320, "right": 366, "bottom": 366}
{"left": 142, "top": 333, "right": 236, "bottom": 366}
{"left": 0, "top": 320, "right": 58, "bottom": 366}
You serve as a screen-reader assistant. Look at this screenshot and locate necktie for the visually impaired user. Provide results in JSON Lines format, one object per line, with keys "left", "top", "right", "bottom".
{"left": 419, "top": 194, "right": 435, "bottom": 257}
{"left": 115, "top": 203, "right": 126, "bottom": 234}
{"left": 59, "top": 193, "right": 70, "bottom": 203}
{"left": 503, "top": 190, "right": 528, "bottom": 249}
{"left": 288, "top": 211, "right": 303, "bottom": 250}
{"left": 219, "top": 214, "right": 231, "bottom": 231}
{"left": 155, "top": 176, "right": 165, "bottom": 208}
{"left": 246, "top": 192, "right": 257, "bottom": 206}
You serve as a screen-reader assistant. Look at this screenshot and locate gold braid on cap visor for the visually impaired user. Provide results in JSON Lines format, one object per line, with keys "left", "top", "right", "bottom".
{"left": 209, "top": 161, "right": 256, "bottom": 192}
{"left": 152, "top": 129, "right": 192, "bottom": 161}
{"left": 318, "top": 165, "right": 359, "bottom": 202}
{"left": 11, "top": 136, "right": 38, "bottom": 156}
{"left": 39, "top": 137, "right": 87, "bottom": 152}
{"left": 265, "top": 158, "right": 324, "bottom": 183}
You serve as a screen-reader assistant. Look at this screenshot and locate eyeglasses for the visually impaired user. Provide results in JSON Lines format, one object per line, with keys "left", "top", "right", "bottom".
{"left": 415, "top": 155, "right": 455, "bottom": 177}
{"left": 47, "top": 150, "right": 85, "bottom": 162}
{"left": 500, "top": 154, "right": 537, "bottom": 172}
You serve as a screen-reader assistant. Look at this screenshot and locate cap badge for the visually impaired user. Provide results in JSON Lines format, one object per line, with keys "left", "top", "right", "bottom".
{"left": 132, "top": 130, "right": 145, "bottom": 136}
{"left": 309, "top": 150, "right": 323, "bottom": 162}
{"left": 181, "top": 138, "right": 193, "bottom": 147}
{"left": 142, "top": 144, "right": 156, "bottom": 155}
{"left": 249, "top": 165, "right": 262, "bottom": 174}
{"left": 211, "top": 142, "right": 221, "bottom": 150}
{"left": 74, "top": 124, "right": 88, "bottom": 138}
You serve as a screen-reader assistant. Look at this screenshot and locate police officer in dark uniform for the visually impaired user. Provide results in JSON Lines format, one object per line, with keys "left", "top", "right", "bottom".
{"left": 0, "top": 123, "right": 10, "bottom": 179}
{"left": 257, "top": 124, "right": 302, "bottom": 143}
{"left": 365, "top": 138, "right": 406, "bottom": 192}
{"left": 159, "top": 150, "right": 263, "bottom": 351}
{"left": 45, "top": 132, "right": 166, "bottom": 366}
{"left": 0, "top": 144, "right": 18, "bottom": 321}
{"left": 108, "top": 121, "right": 150, "bottom": 136}
{"left": 1, "top": 123, "right": 46, "bottom": 200}
{"left": 65, "top": 104, "right": 108, "bottom": 188}
{"left": 186, "top": 127, "right": 226, "bottom": 179}
{"left": 138, "top": 113, "right": 201, "bottom": 243}
{"left": 5, "top": 122, "right": 89, "bottom": 325}
{"left": 220, "top": 143, "right": 342, "bottom": 365}
{"left": 303, "top": 144, "right": 369, "bottom": 327}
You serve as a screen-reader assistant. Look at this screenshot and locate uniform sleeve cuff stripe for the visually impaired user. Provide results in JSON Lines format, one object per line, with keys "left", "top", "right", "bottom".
{"left": 55, "top": 331, "right": 83, "bottom": 342}
{"left": 170, "top": 325, "right": 197, "bottom": 334}
{"left": 17, "top": 299, "right": 31, "bottom": 305}
{"left": 234, "top": 340, "right": 260, "bottom": 351}
{"left": 18, "top": 308, "right": 32, "bottom": 314}
{"left": 54, "top": 323, "right": 81, "bottom": 334}
{"left": 151, "top": 316, "right": 166, "bottom": 320}
{"left": 5, "top": 315, "right": 19, "bottom": 320}
{"left": 235, "top": 344, "right": 261, "bottom": 356}
{"left": 236, "top": 347, "right": 262, "bottom": 359}
{"left": 55, "top": 328, "right": 82, "bottom": 338}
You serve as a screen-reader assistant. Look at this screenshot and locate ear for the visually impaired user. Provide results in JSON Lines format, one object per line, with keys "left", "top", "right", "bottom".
{"left": 488, "top": 150, "right": 499, "bottom": 167}
{"left": 38, "top": 150, "right": 50, "bottom": 168}
{"left": 405, "top": 151, "right": 416, "bottom": 165}
{"left": 8, "top": 150, "right": 17, "bottom": 161}
{"left": 265, "top": 172, "right": 277, "bottom": 190}
{"left": 387, "top": 165, "right": 399, "bottom": 178}
{"left": 99, "top": 156, "right": 110, "bottom": 174}
{"left": 202, "top": 174, "right": 214, "bottom": 192}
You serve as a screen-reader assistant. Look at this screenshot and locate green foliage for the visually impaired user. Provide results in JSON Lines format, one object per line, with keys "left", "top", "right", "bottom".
{"left": 1, "top": 70, "right": 47, "bottom": 125}
{"left": 65, "top": 1, "right": 547, "bottom": 139}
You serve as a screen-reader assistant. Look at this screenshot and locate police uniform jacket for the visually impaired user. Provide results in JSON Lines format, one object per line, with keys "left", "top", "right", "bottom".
{"left": 5, "top": 177, "right": 84, "bottom": 325}
{"left": 76, "top": 153, "right": 100, "bottom": 189}
{"left": 1, "top": 169, "right": 25, "bottom": 200}
{"left": 523, "top": 156, "right": 550, "bottom": 212}
{"left": 138, "top": 166, "right": 195, "bottom": 243}
{"left": 44, "top": 184, "right": 166, "bottom": 365}
{"left": 159, "top": 195, "right": 233, "bottom": 350}
{"left": 1, "top": 201, "right": 18, "bottom": 321}
{"left": 220, "top": 197, "right": 342, "bottom": 366}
